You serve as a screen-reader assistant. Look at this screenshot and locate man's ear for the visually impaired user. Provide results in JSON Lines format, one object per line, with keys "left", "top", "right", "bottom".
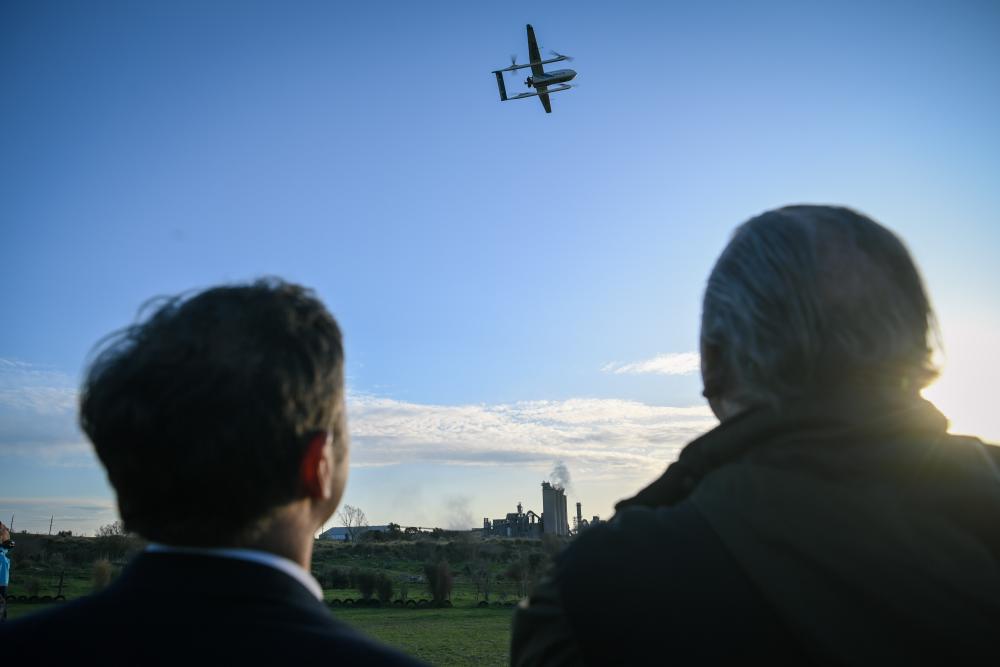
{"left": 300, "top": 432, "right": 331, "bottom": 499}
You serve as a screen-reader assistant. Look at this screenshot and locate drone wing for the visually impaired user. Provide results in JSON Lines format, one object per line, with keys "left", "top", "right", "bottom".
{"left": 527, "top": 25, "right": 545, "bottom": 78}
{"left": 537, "top": 88, "right": 552, "bottom": 113}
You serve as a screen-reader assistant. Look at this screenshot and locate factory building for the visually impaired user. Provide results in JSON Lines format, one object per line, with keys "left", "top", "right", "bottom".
{"left": 483, "top": 482, "right": 583, "bottom": 538}
{"left": 541, "top": 482, "right": 569, "bottom": 536}
{"left": 482, "top": 501, "right": 541, "bottom": 538}
{"left": 573, "top": 502, "right": 603, "bottom": 533}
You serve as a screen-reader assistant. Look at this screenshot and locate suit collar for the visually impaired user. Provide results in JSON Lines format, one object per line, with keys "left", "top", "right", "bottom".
{"left": 145, "top": 544, "right": 323, "bottom": 600}
{"left": 113, "top": 551, "right": 327, "bottom": 613}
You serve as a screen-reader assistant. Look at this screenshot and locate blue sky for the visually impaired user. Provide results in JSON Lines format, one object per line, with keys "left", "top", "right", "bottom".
{"left": 2, "top": 1, "right": 998, "bottom": 535}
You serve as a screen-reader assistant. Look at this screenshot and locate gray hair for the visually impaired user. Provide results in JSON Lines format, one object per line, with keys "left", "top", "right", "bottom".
{"left": 700, "top": 205, "right": 937, "bottom": 408}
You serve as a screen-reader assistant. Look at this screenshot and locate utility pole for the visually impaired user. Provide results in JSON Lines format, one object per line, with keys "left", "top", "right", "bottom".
{"left": 49, "top": 515, "right": 54, "bottom": 535}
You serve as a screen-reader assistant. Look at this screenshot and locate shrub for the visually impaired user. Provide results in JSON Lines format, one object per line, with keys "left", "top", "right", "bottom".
{"left": 375, "top": 572, "right": 394, "bottom": 603}
{"left": 24, "top": 579, "right": 42, "bottom": 596}
{"left": 354, "top": 569, "right": 377, "bottom": 600}
{"left": 423, "top": 560, "right": 453, "bottom": 604}
{"left": 323, "top": 566, "right": 350, "bottom": 589}
{"left": 93, "top": 559, "right": 113, "bottom": 591}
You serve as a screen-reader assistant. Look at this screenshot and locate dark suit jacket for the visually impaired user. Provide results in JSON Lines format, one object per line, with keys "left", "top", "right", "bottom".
{"left": 0, "top": 552, "right": 423, "bottom": 665}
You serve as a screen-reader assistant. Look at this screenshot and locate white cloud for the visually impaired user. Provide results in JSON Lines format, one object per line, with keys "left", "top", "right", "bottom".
{"left": 0, "top": 497, "right": 118, "bottom": 535}
{"left": 347, "top": 393, "right": 715, "bottom": 480}
{"left": 0, "top": 359, "right": 719, "bottom": 482}
{"left": 602, "top": 351, "right": 701, "bottom": 376}
{"left": 0, "top": 358, "right": 93, "bottom": 466}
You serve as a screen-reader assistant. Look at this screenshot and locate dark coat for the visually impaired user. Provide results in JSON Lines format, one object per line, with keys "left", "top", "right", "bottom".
{"left": 512, "top": 395, "right": 1000, "bottom": 665}
{"left": 0, "top": 551, "right": 424, "bottom": 665}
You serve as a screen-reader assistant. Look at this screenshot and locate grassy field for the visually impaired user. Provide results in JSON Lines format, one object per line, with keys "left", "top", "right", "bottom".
{"left": 2, "top": 532, "right": 559, "bottom": 664}
{"left": 4, "top": 603, "right": 515, "bottom": 665}
{"left": 336, "top": 607, "right": 514, "bottom": 665}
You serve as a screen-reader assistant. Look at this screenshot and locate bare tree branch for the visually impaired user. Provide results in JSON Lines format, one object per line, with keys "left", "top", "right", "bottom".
{"left": 338, "top": 505, "right": 368, "bottom": 542}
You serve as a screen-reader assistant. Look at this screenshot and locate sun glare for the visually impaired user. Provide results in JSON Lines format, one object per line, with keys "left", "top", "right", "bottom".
{"left": 922, "top": 326, "right": 1000, "bottom": 444}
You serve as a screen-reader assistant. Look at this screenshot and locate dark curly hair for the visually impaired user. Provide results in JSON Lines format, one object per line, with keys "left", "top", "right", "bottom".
{"left": 80, "top": 278, "right": 345, "bottom": 545}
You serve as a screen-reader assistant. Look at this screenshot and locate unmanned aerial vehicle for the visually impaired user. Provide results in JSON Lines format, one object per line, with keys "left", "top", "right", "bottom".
{"left": 492, "top": 24, "right": 575, "bottom": 113}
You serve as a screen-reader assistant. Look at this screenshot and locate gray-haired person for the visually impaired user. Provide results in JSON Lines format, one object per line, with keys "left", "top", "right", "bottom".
{"left": 512, "top": 205, "right": 1000, "bottom": 665}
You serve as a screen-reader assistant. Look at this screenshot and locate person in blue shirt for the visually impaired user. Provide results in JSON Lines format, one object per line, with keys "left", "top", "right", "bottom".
{"left": 0, "top": 521, "right": 12, "bottom": 621}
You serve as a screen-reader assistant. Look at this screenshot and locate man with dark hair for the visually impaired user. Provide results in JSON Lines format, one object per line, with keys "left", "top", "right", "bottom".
{"left": 512, "top": 206, "right": 1000, "bottom": 665}
{"left": 1, "top": 279, "right": 420, "bottom": 664}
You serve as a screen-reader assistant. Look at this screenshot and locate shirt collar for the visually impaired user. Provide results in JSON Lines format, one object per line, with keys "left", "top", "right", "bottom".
{"left": 145, "top": 543, "right": 324, "bottom": 601}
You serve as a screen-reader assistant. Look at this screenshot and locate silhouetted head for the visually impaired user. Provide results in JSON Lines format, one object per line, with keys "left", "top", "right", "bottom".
{"left": 80, "top": 278, "right": 347, "bottom": 546}
{"left": 700, "top": 205, "right": 936, "bottom": 419}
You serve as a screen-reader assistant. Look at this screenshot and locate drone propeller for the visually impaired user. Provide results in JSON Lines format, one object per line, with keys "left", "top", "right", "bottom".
{"left": 509, "top": 54, "right": 518, "bottom": 71}
{"left": 549, "top": 49, "right": 574, "bottom": 62}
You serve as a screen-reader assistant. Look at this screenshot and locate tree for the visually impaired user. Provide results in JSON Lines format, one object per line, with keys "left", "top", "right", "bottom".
{"left": 95, "top": 520, "right": 135, "bottom": 561}
{"left": 505, "top": 549, "right": 544, "bottom": 599}
{"left": 95, "top": 520, "right": 127, "bottom": 537}
{"left": 472, "top": 560, "right": 493, "bottom": 602}
{"left": 397, "top": 578, "right": 410, "bottom": 602}
{"left": 338, "top": 505, "right": 368, "bottom": 542}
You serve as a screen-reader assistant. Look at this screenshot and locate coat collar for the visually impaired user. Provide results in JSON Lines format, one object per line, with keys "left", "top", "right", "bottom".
{"left": 616, "top": 392, "right": 949, "bottom": 511}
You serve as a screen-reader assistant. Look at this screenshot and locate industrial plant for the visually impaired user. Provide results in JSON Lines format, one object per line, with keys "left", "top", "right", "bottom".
{"left": 482, "top": 482, "right": 601, "bottom": 538}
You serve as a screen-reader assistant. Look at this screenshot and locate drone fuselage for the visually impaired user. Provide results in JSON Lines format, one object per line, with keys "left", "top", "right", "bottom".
{"left": 527, "top": 69, "right": 577, "bottom": 88}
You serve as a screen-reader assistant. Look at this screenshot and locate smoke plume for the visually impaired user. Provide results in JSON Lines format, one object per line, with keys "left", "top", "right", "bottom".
{"left": 550, "top": 461, "right": 572, "bottom": 491}
{"left": 444, "top": 495, "right": 475, "bottom": 531}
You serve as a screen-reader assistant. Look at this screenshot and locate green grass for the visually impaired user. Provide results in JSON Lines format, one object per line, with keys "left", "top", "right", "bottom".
{"left": 5, "top": 602, "right": 515, "bottom": 665}
{"left": 334, "top": 606, "right": 514, "bottom": 666}
{"left": 4, "top": 604, "right": 41, "bottom": 621}
{"left": 3, "top": 534, "right": 555, "bottom": 663}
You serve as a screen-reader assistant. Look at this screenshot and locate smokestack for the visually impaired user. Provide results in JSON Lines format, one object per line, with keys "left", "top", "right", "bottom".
{"left": 576, "top": 502, "right": 582, "bottom": 530}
